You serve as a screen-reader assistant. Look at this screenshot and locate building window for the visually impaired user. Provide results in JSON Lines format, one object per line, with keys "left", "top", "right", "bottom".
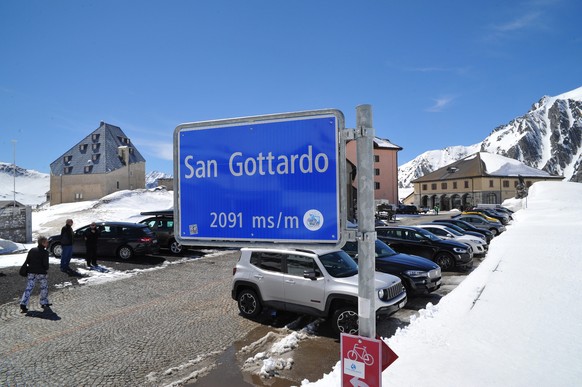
{"left": 464, "top": 181, "right": 469, "bottom": 188}
{"left": 431, "top": 183, "right": 437, "bottom": 190}
{"left": 374, "top": 182, "right": 380, "bottom": 190}
{"left": 453, "top": 182, "right": 457, "bottom": 189}
{"left": 503, "top": 180, "right": 510, "bottom": 188}
{"left": 75, "top": 193, "right": 83, "bottom": 200}
{"left": 63, "top": 155, "right": 72, "bottom": 164}
{"left": 92, "top": 154, "right": 100, "bottom": 162}
{"left": 92, "top": 133, "right": 100, "bottom": 141}
{"left": 79, "top": 144, "right": 88, "bottom": 152}
{"left": 441, "top": 182, "right": 447, "bottom": 189}
{"left": 374, "top": 155, "right": 379, "bottom": 162}
{"left": 92, "top": 143, "right": 100, "bottom": 151}
{"left": 374, "top": 168, "right": 380, "bottom": 176}
{"left": 64, "top": 166, "right": 72, "bottom": 174}
{"left": 514, "top": 181, "right": 518, "bottom": 187}
{"left": 84, "top": 165, "right": 93, "bottom": 173}
{"left": 526, "top": 181, "right": 532, "bottom": 187}
{"left": 489, "top": 180, "right": 494, "bottom": 188}
{"left": 422, "top": 184, "right": 427, "bottom": 191}
{"left": 117, "top": 181, "right": 120, "bottom": 189}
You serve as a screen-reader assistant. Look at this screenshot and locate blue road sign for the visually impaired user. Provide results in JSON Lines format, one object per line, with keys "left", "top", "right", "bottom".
{"left": 174, "top": 110, "right": 344, "bottom": 246}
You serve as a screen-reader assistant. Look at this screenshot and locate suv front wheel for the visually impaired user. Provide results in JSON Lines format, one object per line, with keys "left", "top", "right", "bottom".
{"left": 331, "top": 305, "right": 358, "bottom": 335}
{"left": 237, "top": 289, "right": 262, "bottom": 318}
{"left": 435, "top": 252, "right": 454, "bottom": 271}
{"left": 169, "top": 239, "right": 183, "bottom": 254}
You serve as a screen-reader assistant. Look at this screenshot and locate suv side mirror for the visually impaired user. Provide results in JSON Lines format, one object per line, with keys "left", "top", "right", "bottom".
{"left": 303, "top": 270, "right": 319, "bottom": 280}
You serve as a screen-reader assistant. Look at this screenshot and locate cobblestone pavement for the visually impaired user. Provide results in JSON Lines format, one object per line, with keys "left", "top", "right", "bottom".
{"left": 0, "top": 250, "right": 258, "bottom": 386}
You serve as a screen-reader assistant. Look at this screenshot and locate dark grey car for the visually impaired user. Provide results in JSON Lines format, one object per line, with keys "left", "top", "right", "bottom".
{"left": 48, "top": 222, "right": 160, "bottom": 260}
{"left": 139, "top": 213, "right": 184, "bottom": 254}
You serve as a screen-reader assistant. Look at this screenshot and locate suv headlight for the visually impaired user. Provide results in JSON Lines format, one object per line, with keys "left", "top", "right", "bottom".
{"left": 378, "top": 289, "right": 388, "bottom": 300}
{"left": 453, "top": 247, "right": 467, "bottom": 253}
{"left": 403, "top": 270, "right": 428, "bottom": 278}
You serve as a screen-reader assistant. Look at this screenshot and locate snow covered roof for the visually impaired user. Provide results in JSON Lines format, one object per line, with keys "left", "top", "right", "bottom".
{"left": 412, "top": 152, "right": 563, "bottom": 182}
{"left": 374, "top": 137, "right": 402, "bottom": 150}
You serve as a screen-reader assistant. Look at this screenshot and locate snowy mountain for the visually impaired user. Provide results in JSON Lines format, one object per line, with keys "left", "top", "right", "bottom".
{"left": 0, "top": 162, "right": 49, "bottom": 206}
{"left": 0, "top": 165, "right": 172, "bottom": 206}
{"left": 399, "top": 86, "right": 582, "bottom": 187}
{"left": 146, "top": 170, "right": 171, "bottom": 189}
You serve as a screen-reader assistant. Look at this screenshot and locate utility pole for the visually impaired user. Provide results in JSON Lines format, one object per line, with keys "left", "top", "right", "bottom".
{"left": 11, "top": 139, "right": 17, "bottom": 209}
{"left": 355, "top": 105, "right": 376, "bottom": 338}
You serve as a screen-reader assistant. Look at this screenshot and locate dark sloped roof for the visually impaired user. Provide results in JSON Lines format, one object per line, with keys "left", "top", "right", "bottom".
{"left": 50, "top": 122, "right": 146, "bottom": 175}
{"left": 413, "top": 153, "right": 484, "bottom": 183}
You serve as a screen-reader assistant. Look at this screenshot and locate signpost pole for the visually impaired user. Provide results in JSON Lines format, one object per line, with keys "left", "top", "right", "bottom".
{"left": 356, "top": 104, "right": 376, "bottom": 338}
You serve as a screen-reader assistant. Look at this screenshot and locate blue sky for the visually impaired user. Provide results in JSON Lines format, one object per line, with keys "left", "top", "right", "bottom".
{"left": 1, "top": 0, "right": 581, "bottom": 175}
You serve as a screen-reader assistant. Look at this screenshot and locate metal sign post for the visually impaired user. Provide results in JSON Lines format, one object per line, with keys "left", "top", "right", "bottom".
{"left": 355, "top": 104, "right": 376, "bottom": 339}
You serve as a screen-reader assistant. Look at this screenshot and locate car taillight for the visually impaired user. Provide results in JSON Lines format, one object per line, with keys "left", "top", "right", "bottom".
{"left": 139, "top": 237, "right": 152, "bottom": 243}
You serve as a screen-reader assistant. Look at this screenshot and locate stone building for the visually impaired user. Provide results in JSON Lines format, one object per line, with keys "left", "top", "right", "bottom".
{"left": 49, "top": 122, "right": 146, "bottom": 205}
{"left": 412, "top": 152, "right": 563, "bottom": 210}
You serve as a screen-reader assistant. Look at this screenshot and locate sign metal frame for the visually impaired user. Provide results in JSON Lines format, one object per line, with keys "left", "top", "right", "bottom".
{"left": 173, "top": 109, "right": 347, "bottom": 248}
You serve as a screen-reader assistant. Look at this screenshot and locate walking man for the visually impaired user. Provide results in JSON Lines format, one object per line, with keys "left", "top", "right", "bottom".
{"left": 84, "top": 222, "right": 100, "bottom": 269}
{"left": 20, "top": 236, "right": 51, "bottom": 313}
{"left": 60, "top": 218, "right": 74, "bottom": 273}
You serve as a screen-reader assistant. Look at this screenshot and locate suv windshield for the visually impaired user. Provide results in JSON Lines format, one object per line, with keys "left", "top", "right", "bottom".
{"left": 414, "top": 228, "right": 441, "bottom": 241}
{"left": 318, "top": 251, "right": 358, "bottom": 278}
{"left": 375, "top": 240, "right": 397, "bottom": 258}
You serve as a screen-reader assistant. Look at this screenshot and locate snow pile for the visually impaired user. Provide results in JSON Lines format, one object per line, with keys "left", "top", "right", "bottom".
{"left": 304, "top": 181, "right": 582, "bottom": 386}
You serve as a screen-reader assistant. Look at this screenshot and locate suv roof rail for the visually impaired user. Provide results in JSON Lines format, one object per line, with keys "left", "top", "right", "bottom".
{"left": 140, "top": 209, "right": 173, "bottom": 216}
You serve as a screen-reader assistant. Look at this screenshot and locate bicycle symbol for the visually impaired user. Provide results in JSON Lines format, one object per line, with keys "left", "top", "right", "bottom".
{"left": 347, "top": 343, "right": 374, "bottom": 366}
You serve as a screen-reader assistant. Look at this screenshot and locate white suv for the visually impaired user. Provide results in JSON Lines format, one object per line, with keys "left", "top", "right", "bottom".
{"left": 231, "top": 247, "right": 407, "bottom": 335}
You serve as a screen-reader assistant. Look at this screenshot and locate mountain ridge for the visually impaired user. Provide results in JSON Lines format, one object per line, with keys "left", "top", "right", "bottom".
{"left": 399, "top": 86, "right": 582, "bottom": 187}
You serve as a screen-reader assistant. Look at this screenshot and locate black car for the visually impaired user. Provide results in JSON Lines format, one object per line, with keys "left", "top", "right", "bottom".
{"left": 48, "top": 222, "right": 159, "bottom": 260}
{"left": 139, "top": 210, "right": 185, "bottom": 254}
{"left": 396, "top": 205, "right": 419, "bottom": 215}
{"left": 376, "top": 226, "right": 473, "bottom": 271}
{"left": 342, "top": 239, "right": 442, "bottom": 296}
{"left": 432, "top": 218, "right": 494, "bottom": 243}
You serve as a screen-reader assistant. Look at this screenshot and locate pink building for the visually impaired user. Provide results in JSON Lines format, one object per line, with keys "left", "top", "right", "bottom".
{"left": 346, "top": 137, "right": 402, "bottom": 206}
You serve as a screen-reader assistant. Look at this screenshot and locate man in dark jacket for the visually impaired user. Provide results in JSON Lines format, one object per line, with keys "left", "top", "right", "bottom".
{"left": 84, "top": 222, "right": 100, "bottom": 268}
{"left": 20, "top": 236, "right": 51, "bottom": 313}
{"left": 60, "top": 218, "right": 74, "bottom": 273}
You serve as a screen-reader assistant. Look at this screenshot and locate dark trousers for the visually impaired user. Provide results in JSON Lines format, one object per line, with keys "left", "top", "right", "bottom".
{"left": 86, "top": 245, "right": 98, "bottom": 266}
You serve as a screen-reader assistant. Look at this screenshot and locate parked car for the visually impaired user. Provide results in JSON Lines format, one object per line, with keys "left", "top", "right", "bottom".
{"left": 396, "top": 204, "right": 419, "bottom": 214}
{"left": 139, "top": 210, "right": 185, "bottom": 254}
{"left": 415, "top": 224, "right": 488, "bottom": 256}
{"left": 432, "top": 219, "right": 494, "bottom": 243}
{"left": 458, "top": 211, "right": 502, "bottom": 224}
{"left": 376, "top": 226, "right": 473, "bottom": 271}
{"left": 231, "top": 247, "right": 407, "bottom": 336}
{"left": 469, "top": 207, "right": 510, "bottom": 225}
{"left": 429, "top": 221, "right": 489, "bottom": 244}
{"left": 342, "top": 239, "right": 441, "bottom": 296}
{"left": 48, "top": 221, "right": 159, "bottom": 260}
{"left": 452, "top": 215, "right": 506, "bottom": 236}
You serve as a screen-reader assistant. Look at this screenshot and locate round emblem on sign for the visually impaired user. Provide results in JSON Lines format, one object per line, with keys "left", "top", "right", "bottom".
{"left": 303, "top": 209, "right": 324, "bottom": 231}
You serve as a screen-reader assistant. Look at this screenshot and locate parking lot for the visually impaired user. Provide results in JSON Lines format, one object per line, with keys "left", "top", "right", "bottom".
{"left": 0, "top": 212, "right": 488, "bottom": 386}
